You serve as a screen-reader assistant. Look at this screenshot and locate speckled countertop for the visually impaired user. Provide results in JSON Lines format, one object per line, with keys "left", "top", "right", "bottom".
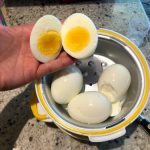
{"left": 0, "top": 0, "right": 150, "bottom": 150}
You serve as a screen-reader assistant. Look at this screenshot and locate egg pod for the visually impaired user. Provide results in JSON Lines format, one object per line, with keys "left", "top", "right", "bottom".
{"left": 34, "top": 28, "right": 149, "bottom": 139}
{"left": 61, "top": 13, "right": 98, "bottom": 59}
{"left": 30, "top": 15, "right": 62, "bottom": 63}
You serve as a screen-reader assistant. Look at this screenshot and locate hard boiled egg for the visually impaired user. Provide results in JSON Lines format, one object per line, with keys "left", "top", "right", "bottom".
{"left": 51, "top": 65, "right": 83, "bottom": 104}
{"left": 98, "top": 64, "right": 131, "bottom": 103}
{"left": 61, "top": 13, "right": 98, "bottom": 59}
{"left": 30, "top": 15, "right": 62, "bottom": 62}
{"left": 68, "top": 92, "right": 112, "bottom": 124}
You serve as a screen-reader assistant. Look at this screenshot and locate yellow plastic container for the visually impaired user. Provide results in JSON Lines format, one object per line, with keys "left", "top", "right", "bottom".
{"left": 31, "top": 29, "right": 150, "bottom": 142}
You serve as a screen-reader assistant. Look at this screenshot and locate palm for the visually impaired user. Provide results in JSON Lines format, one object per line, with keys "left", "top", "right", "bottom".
{"left": 0, "top": 25, "right": 74, "bottom": 90}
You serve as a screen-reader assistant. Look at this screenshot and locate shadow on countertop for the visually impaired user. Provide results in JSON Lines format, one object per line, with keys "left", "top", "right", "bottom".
{"left": 0, "top": 84, "right": 34, "bottom": 149}
{"left": 75, "top": 120, "right": 138, "bottom": 149}
{"left": 4, "top": 0, "right": 115, "bottom": 7}
{"left": 97, "top": 121, "right": 138, "bottom": 149}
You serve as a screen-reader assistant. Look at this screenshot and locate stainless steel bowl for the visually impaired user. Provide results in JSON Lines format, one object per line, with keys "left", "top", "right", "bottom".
{"left": 35, "top": 29, "right": 150, "bottom": 139}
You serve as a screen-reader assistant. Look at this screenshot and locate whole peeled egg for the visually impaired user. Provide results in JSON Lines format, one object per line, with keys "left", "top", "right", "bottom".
{"left": 30, "top": 15, "right": 62, "bottom": 62}
{"left": 61, "top": 13, "right": 98, "bottom": 59}
{"left": 98, "top": 64, "right": 131, "bottom": 103}
{"left": 68, "top": 91, "right": 112, "bottom": 124}
{"left": 51, "top": 65, "right": 83, "bottom": 104}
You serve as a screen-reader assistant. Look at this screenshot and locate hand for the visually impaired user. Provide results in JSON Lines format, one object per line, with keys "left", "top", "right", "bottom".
{"left": 0, "top": 25, "right": 75, "bottom": 90}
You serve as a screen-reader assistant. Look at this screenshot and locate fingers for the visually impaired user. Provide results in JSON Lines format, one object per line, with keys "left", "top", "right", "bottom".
{"left": 60, "top": 19, "right": 64, "bottom": 24}
{"left": 22, "top": 24, "right": 34, "bottom": 38}
{"left": 17, "top": 24, "right": 34, "bottom": 30}
{"left": 36, "top": 52, "right": 75, "bottom": 79}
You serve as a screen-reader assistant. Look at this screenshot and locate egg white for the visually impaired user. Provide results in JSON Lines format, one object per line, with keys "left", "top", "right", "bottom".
{"left": 111, "top": 97, "right": 126, "bottom": 116}
{"left": 68, "top": 91, "right": 112, "bottom": 124}
{"left": 51, "top": 65, "right": 83, "bottom": 104}
{"left": 98, "top": 64, "right": 131, "bottom": 103}
{"left": 61, "top": 13, "right": 98, "bottom": 59}
{"left": 30, "top": 15, "right": 62, "bottom": 62}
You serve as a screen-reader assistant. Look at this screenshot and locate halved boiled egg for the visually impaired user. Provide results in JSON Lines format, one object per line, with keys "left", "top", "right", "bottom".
{"left": 30, "top": 15, "right": 62, "bottom": 62}
{"left": 61, "top": 13, "right": 98, "bottom": 59}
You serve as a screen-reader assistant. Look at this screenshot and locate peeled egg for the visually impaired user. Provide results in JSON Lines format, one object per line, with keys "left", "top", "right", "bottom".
{"left": 30, "top": 15, "right": 62, "bottom": 62}
{"left": 61, "top": 13, "right": 98, "bottom": 59}
{"left": 98, "top": 64, "right": 131, "bottom": 103}
{"left": 68, "top": 92, "right": 112, "bottom": 124}
{"left": 51, "top": 65, "right": 83, "bottom": 104}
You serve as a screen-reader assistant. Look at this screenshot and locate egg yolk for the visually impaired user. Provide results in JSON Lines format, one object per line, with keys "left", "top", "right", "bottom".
{"left": 64, "top": 27, "right": 90, "bottom": 52}
{"left": 38, "top": 30, "right": 61, "bottom": 56}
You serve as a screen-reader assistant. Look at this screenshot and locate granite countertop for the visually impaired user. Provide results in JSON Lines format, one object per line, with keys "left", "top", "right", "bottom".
{"left": 0, "top": 0, "right": 150, "bottom": 150}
